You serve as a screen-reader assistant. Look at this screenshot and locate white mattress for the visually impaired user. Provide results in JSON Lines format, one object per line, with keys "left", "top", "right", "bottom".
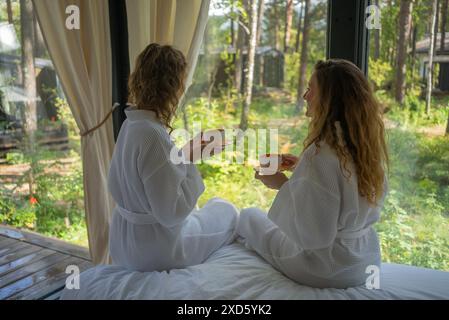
{"left": 61, "top": 243, "right": 449, "bottom": 300}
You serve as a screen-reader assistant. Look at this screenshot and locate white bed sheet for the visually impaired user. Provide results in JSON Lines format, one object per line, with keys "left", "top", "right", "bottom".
{"left": 61, "top": 243, "right": 449, "bottom": 300}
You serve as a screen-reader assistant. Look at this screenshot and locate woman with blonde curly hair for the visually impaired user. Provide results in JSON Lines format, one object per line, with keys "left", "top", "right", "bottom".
{"left": 108, "top": 43, "right": 238, "bottom": 272}
{"left": 237, "top": 59, "right": 389, "bottom": 288}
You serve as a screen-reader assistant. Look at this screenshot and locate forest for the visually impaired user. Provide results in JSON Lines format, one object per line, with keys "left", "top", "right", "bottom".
{"left": 0, "top": 0, "right": 448, "bottom": 271}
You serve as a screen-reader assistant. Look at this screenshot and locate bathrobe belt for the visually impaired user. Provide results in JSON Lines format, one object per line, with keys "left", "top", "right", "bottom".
{"left": 335, "top": 227, "right": 372, "bottom": 240}
{"left": 115, "top": 205, "right": 158, "bottom": 225}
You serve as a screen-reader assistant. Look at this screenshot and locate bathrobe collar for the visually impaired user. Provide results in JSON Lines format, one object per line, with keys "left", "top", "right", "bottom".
{"left": 125, "top": 104, "right": 162, "bottom": 124}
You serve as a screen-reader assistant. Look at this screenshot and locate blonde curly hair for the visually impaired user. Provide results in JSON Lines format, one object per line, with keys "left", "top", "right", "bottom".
{"left": 128, "top": 43, "right": 187, "bottom": 131}
{"left": 303, "top": 59, "right": 389, "bottom": 207}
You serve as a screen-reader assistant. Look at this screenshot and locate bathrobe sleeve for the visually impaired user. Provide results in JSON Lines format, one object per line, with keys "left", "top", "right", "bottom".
{"left": 137, "top": 128, "right": 205, "bottom": 228}
{"left": 268, "top": 149, "right": 341, "bottom": 250}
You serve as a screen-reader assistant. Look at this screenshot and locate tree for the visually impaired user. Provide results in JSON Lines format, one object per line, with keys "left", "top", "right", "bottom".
{"left": 234, "top": 0, "right": 248, "bottom": 94}
{"left": 446, "top": 108, "right": 449, "bottom": 135}
{"left": 433, "top": 0, "right": 440, "bottom": 51}
{"left": 295, "top": 0, "right": 310, "bottom": 113}
{"left": 295, "top": 0, "right": 303, "bottom": 52}
{"left": 394, "top": 0, "right": 413, "bottom": 105}
{"left": 230, "top": 0, "right": 236, "bottom": 47}
{"left": 256, "top": 0, "right": 265, "bottom": 45}
{"left": 410, "top": 25, "right": 418, "bottom": 80}
{"left": 373, "top": 0, "right": 380, "bottom": 60}
{"left": 20, "top": 0, "right": 37, "bottom": 196}
{"left": 283, "top": 0, "right": 294, "bottom": 52}
{"left": 426, "top": 0, "right": 438, "bottom": 115}
{"left": 240, "top": 0, "right": 259, "bottom": 130}
{"left": 6, "top": 0, "right": 13, "bottom": 23}
{"left": 256, "top": 0, "right": 265, "bottom": 86}
{"left": 273, "top": 0, "right": 281, "bottom": 50}
{"left": 439, "top": 0, "right": 447, "bottom": 95}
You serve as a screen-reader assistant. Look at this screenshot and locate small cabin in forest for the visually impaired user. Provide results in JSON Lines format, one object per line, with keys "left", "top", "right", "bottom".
{"left": 416, "top": 32, "right": 449, "bottom": 92}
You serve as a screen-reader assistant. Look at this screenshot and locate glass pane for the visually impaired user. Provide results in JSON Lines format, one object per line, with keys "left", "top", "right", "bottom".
{"left": 174, "top": 0, "right": 328, "bottom": 236}
{"left": 368, "top": 0, "right": 448, "bottom": 271}
{"left": 0, "top": 0, "right": 86, "bottom": 247}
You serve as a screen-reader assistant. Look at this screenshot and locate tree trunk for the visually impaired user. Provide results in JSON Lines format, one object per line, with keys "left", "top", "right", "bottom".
{"left": 394, "top": 0, "right": 413, "bottom": 105}
{"left": 231, "top": 0, "right": 235, "bottom": 48}
{"left": 374, "top": 0, "right": 380, "bottom": 60}
{"left": 446, "top": 111, "right": 449, "bottom": 135}
{"left": 240, "top": 0, "right": 259, "bottom": 130}
{"left": 283, "top": 0, "right": 294, "bottom": 52}
{"left": 390, "top": 41, "right": 396, "bottom": 66}
{"left": 295, "top": 0, "right": 304, "bottom": 53}
{"left": 434, "top": 0, "right": 440, "bottom": 51}
{"left": 273, "top": 0, "right": 280, "bottom": 50}
{"left": 426, "top": 0, "right": 438, "bottom": 115}
{"left": 441, "top": 0, "right": 448, "bottom": 51}
{"left": 256, "top": 0, "right": 265, "bottom": 45}
{"left": 21, "top": 0, "right": 37, "bottom": 135}
{"left": 235, "top": 0, "right": 248, "bottom": 94}
{"left": 257, "top": 0, "right": 265, "bottom": 86}
{"left": 207, "top": 66, "right": 219, "bottom": 108}
{"left": 295, "top": 0, "right": 310, "bottom": 113}
{"left": 410, "top": 25, "right": 417, "bottom": 81}
{"left": 6, "top": 0, "right": 13, "bottom": 23}
{"left": 20, "top": 0, "right": 37, "bottom": 196}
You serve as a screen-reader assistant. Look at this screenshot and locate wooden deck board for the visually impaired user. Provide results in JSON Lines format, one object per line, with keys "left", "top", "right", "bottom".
{"left": 0, "top": 243, "right": 42, "bottom": 266}
{"left": 0, "top": 248, "right": 55, "bottom": 278}
{"left": 0, "top": 252, "right": 70, "bottom": 290}
{"left": 0, "top": 225, "right": 90, "bottom": 260}
{"left": 0, "top": 225, "right": 93, "bottom": 300}
{"left": 7, "top": 257, "right": 92, "bottom": 300}
{"left": 0, "top": 241, "right": 28, "bottom": 257}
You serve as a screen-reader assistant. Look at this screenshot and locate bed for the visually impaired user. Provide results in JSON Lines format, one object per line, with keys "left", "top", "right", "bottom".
{"left": 60, "top": 242, "right": 449, "bottom": 300}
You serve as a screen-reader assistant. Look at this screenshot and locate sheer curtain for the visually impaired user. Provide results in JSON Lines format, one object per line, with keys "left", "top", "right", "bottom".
{"left": 126, "top": 0, "right": 210, "bottom": 89}
{"left": 33, "top": 0, "right": 114, "bottom": 264}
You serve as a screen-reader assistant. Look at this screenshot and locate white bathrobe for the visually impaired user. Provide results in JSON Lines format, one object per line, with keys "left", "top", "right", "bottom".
{"left": 237, "top": 141, "right": 389, "bottom": 289}
{"left": 108, "top": 106, "right": 238, "bottom": 272}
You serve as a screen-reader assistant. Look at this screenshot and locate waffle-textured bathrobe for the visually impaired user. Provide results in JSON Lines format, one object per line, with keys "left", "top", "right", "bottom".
{"left": 237, "top": 141, "right": 389, "bottom": 289}
{"left": 108, "top": 106, "right": 238, "bottom": 272}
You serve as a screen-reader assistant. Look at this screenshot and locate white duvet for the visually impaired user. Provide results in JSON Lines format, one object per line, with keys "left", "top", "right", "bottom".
{"left": 61, "top": 243, "right": 449, "bottom": 300}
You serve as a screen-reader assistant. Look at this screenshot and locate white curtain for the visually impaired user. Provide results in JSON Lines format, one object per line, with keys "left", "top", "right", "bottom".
{"left": 33, "top": 0, "right": 115, "bottom": 264}
{"left": 126, "top": 0, "right": 210, "bottom": 90}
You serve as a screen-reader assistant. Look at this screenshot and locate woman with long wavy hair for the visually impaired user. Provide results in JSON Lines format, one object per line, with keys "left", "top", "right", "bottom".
{"left": 108, "top": 44, "right": 238, "bottom": 272}
{"left": 237, "top": 59, "right": 389, "bottom": 288}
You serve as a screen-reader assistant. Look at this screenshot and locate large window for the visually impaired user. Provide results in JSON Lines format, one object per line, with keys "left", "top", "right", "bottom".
{"left": 367, "top": 0, "right": 449, "bottom": 271}
{"left": 179, "top": 0, "right": 449, "bottom": 272}
{"left": 1, "top": 0, "right": 447, "bottom": 272}
{"left": 0, "top": 0, "right": 86, "bottom": 246}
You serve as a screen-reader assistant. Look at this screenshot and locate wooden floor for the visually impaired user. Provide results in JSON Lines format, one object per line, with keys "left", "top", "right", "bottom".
{"left": 0, "top": 225, "right": 93, "bottom": 300}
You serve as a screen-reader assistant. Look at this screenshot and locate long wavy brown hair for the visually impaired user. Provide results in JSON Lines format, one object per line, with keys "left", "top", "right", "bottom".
{"left": 128, "top": 43, "right": 187, "bottom": 131}
{"left": 302, "top": 59, "right": 389, "bottom": 206}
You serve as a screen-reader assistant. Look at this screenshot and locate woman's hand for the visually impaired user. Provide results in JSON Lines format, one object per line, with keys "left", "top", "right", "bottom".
{"left": 280, "top": 154, "right": 299, "bottom": 171}
{"left": 259, "top": 153, "right": 299, "bottom": 172}
{"left": 254, "top": 170, "right": 289, "bottom": 190}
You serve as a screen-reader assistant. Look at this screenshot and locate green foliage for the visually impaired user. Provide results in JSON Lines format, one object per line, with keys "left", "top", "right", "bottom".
{"left": 55, "top": 97, "right": 81, "bottom": 155}
{"left": 284, "top": 52, "right": 300, "bottom": 96}
{"left": 0, "top": 162, "right": 87, "bottom": 246}
{"left": 368, "top": 58, "right": 393, "bottom": 89}
{"left": 5, "top": 151, "right": 25, "bottom": 164}
{"left": 386, "top": 94, "right": 449, "bottom": 128}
